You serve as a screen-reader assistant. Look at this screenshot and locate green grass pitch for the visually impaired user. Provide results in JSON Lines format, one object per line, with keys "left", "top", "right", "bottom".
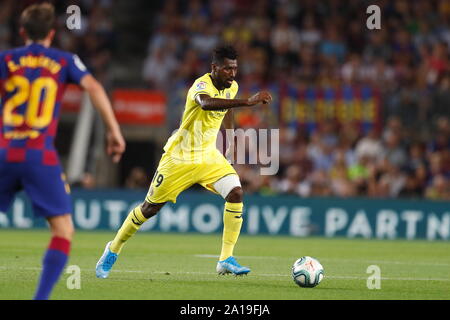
{"left": 0, "top": 229, "right": 449, "bottom": 300}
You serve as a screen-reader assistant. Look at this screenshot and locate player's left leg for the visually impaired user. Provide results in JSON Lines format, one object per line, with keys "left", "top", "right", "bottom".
{"left": 34, "top": 213, "right": 73, "bottom": 300}
{"left": 0, "top": 162, "right": 21, "bottom": 219}
{"left": 197, "top": 152, "right": 250, "bottom": 275}
{"left": 214, "top": 179, "right": 250, "bottom": 275}
{"left": 219, "top": 183, "right": 244, "bottom": 261}
{"left": 21, "top": 163, "right": 74, "bottom": 300}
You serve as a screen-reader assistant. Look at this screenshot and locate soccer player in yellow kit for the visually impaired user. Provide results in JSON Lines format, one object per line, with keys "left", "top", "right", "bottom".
{"left": 96, "top": 45, "right": 272, "bottom": 277}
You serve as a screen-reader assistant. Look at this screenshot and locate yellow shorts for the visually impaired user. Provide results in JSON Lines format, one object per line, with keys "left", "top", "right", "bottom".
{"left": 145, "top": 150, "right": 238, "bottom": 204}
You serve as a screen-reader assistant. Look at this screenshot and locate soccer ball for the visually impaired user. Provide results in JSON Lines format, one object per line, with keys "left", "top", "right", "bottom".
{"left": 292, "top": 256, "right": 324, "bottom": 288}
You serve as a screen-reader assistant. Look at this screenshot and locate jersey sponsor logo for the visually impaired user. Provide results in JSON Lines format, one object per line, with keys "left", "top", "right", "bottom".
{"left": 210, "top": 110, "right": 226, "bottom": 118}
{"left": 195, "top": 81, "right": 207, "bottom": 91}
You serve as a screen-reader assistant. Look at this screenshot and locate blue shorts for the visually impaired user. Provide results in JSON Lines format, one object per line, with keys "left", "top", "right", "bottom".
{"left": 0, "top": 162, "right": 72, "bottom": 218}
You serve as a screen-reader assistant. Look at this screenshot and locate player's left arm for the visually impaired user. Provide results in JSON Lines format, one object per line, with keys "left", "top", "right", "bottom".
{"left": 222, "top": 109, "right": 236, "bottom": 161}
{"left": 222, "top": 108, "right": 234, "bottom": 130}
{"left": 222, "top": 82, "right": 238, "bottom": 160}
{"left": 80, "top": 74, "right": 125, "bottom": 163}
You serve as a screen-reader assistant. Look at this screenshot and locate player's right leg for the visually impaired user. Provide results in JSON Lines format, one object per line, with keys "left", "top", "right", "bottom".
{"left": 95, "top": 201, "right": 165, "bottom": 279}
{"left": 96, "top": 152, "right": 193, "bottom": 278}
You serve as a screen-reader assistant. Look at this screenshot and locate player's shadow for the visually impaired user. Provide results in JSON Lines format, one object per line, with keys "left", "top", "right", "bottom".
{"left": 225, "top": 280, "right": 358, "bottom": 292}
{"left": 107, "top": 277, "right": 155, "bottom": 282}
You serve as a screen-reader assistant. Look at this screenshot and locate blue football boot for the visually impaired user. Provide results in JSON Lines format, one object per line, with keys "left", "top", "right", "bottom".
{"left": 216, "top": 256, "right": 250, "bottom": 276}
{"left": 95, "top": 241, "right": 118, "bottom": 279}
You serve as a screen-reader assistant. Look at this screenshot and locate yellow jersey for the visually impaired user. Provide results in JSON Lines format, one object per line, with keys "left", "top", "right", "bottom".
{"left": 163, "top": 73, "right": 238, "bottom": 162}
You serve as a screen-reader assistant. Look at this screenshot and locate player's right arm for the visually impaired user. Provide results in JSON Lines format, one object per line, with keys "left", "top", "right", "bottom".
{"left": 80, "top": 74, "right": 125, "bottom": 163}
{"left": 196, "top": 91, "right": 272, "bottom": 111}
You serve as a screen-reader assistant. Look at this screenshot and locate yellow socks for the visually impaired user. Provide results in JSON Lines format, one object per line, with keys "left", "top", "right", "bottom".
{"left": 110, "top": 202, "right": 243, "bottom": 260}
{"left": 219, "top": 202, "right": 243, "bottom": 261}
{"left": 110, "top": 206, "right": 148, "bottom": 254}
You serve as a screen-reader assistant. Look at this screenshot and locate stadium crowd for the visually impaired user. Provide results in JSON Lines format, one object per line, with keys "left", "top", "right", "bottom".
{"left": 144, "top": 0, "right": 450, "bottom": 200}
{"left": 0, "top": 0, "right": 449, "bottom": 200}
{"left": 0, "top": 0, "right": 114, "bottom": 86}
{"left": 234, "top": 115, "right": 450, "bottom": 200}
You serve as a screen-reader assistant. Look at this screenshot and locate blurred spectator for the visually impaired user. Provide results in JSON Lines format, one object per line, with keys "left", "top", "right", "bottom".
{"left": 298, "top": 14, "right": 321, "bottom": 47}
{"left": 363, "top": 30, "right": 392, "bottom": 63}
{"left": 276, "top": 164, "right": 310, "bottom": 197}
{"left": 424, "top": 42, "right": 449, "bottom": 87}
{"left": 309, "top": 170, "right": 332, "bottom": 196}
{"left": 307, "top": 132, "right": 334, "bottom": 171}
{"left": 382, "top": 131, "right": 407, "bottom": 168}
{"left": 425, "top": 174, "right": 450, "bottom": 200}
{"left": 329, "top": 152, "right": 356, "bottom": 197}
{"left": 72, "top": 172, "right": 96, "bottom": 189}
{"left": 341, "top": 53, "right": 363, "bottom": 84}
{"left": 320, "top": 25, "right": 347, "bottom": 64}
{"left": 407, "top": 143, "right": 426, "bottom": 171}
{"left": 125, "top": 167, "right": 148, "bottom": 190}
{"left": 0, "top": 1, "right": 12, "bottom": 51}
{"left": 348, "top": 155, "right": 370, "bottom": 193}
{"left": 377, "top": 162, "right": 407, "bottom": 198}
{"left": 142, "top": 46, "right": 177, "bottom": 90}
{"left": 234, "top": 164, "right": 261, "bottom": 194}
{"left": 270, "top": 9, "right": 300, "bottom": 54}
{"left": 399, "top": 172, "right": 424, "bottom": 198}
{"left": 354, "top": 129, "right": 384, "bottom": 163}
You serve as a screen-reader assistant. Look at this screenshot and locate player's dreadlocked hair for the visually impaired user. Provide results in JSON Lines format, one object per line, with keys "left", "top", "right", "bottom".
{"left": 20, "top": 2, "right": 55, "bottom": 41}
{"left": 212, "top": 45, "right": 238, "bottom": 65}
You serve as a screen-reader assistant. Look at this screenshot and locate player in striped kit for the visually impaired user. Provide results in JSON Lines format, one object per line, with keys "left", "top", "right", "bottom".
{"left": 0, "top": 3, "right": 125, "bottom": 299}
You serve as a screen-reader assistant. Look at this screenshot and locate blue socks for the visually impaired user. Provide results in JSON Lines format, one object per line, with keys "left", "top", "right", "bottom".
{"left": 34, "top": 237, "right": 70, "bottom": 300}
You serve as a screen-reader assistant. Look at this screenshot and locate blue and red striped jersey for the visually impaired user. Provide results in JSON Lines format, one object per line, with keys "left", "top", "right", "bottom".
{"left": 0, "top": 43, "right": 89, "bottom": 165}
